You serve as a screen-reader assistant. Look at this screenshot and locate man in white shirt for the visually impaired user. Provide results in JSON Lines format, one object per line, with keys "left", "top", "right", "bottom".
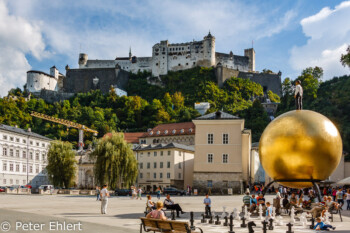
{"left": 100, "top": 184, "right": 110, "bottom": 214}
{"left": 294, "top": 80, "right": 303, "bottom": 110}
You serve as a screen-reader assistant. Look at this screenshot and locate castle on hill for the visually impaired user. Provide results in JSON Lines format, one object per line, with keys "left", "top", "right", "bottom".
{"left": 25, "top": 32, "right": 281, "bottom": 103}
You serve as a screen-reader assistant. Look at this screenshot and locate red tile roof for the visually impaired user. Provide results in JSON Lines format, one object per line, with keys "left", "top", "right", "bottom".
{"left": 142, "top": 122, "right": 195, "bottom": 138}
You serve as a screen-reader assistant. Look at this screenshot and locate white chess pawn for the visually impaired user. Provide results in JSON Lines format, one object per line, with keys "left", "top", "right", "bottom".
{"left": 244, "top": 205, "right": 248, "bottom": 218}
{"left": 324, "top": 210, "right": 331, "bottom": 224}
{"left": 290, "top": 206, "right": 295, "bottom": 223}
{"left": 259, "top": 204, "right": 263, "bottom": 220}
{"left": 272, "top": 207, "right": 276, "bottom": 219}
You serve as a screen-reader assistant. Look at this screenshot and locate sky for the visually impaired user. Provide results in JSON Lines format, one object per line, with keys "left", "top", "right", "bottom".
{"left": 0, "top": 0, "right": 350, "bottom": 96}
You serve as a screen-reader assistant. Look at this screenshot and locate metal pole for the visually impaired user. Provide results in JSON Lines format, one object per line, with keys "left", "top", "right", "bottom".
{"left": 26, "top": 135, "right": 29, "bottom": 185}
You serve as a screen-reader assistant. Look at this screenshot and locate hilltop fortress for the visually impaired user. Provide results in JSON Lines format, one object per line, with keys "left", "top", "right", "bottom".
{"left": 26, "top": 32, "right": 281, "bottom": 102}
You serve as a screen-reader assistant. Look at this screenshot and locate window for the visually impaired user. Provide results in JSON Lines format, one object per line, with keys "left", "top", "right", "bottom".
{"left": 42, "top": 143, "right": 45, "bottom": 147}
{"left": 16, "top": 164, "right": 20, "bottom": 172}
{"left": 223, "top": 154, "right": 228, "bottom": 163}
{"left": 16, "top": 138, "right": 20, "bottom": 142}
{"left": 9, "top": 149, "right": 13, "bottom": 157}
{"left": 23, "top": 151, "right": 26, "bottom": 159}
{"left": 3, "top": 148, "right": 7, "bottom": 156}
{"left": 147, "top": 152, "right": 150, "bottom": 157}
{"left": 160, "top": 151, "right": 163, "bottom": 156}
{"left": 9, "top": 163, "right": 14, "bottom": 171}
{"left": 140, "top": 163, "right": 143, "bottom": 169}
{"left": 16, "top": 150, "right": 19, "bottom": 157}
{"left": 140, "top": 173, "right": 143, "bottom": 179}
{"left": 208, "top": 154, "right": 213, "bottom": 163}
{"left": 178, "top": 173, "right": 181, "bottom": 179}
{"left": 2, "top": 162, "right": 7, "bottom": 171}
{"left": 29, "top": 152, "right": 33, "bottom": 160}
{"left": 147, "top": 162, "right": 150, "bottom": 169}
{"left": 160, "top": 173, "right": 163, "bottom": 179}
{"left": 153, "top": 173, "right": 157, "bottom": 179}
{"left": 36, "top": 142, "right": 39, "bottom": 146}
{"left": 3, "top": 179, "right": 6, "bottom": 184}
{"left": 30, "top": 141, "right": 33, "bottom": 145}
{"left": 208, "top": 134, "right": 213, "bottom": 144}
{"left": 23, "top": 165, "right": 26, "bottom": 173}
{"left": 167, "top": 161, "right": 171, "bottom": 168}
{"left": 167, "top": 173, "right": 170, "bottom": 179}
{"left": 36, "top": 153, "right": 39, "bottom": 160}
{"left": 3, "top": 135, "right": 7, "bottom": 140}
{"left": 10, "top": 137, "right": 14, "bottom": 141}
{"left": 167, "top": 151, "right": 171, "bottom": 156}
{"left": 36, "top": 166, "right": 39, "bottom": 173}
{"left": 207, "top": 180, "right": 213, "bottom": 188}
{"left": 42, "top": 153, "right": 45, "bottom": 161}
{"left": 29, "top": 165, "right": 33, "bottom": 173}
{"left": 160, "top": 162, "right": 163, "bottom": 168}
{"left": 154, "top": 152, "right": 157, "bottom": 156}
{"left": 179, "top": 163, "right": 182, "bottom": 169}
{"left": 147, "top": 173, "right": 150, "bottom": 179}
{"left": 23, "top": 139, "right": 26, "bottom": 143}
{"left": 223, "top": 134, "right": 229, "bottom": 144}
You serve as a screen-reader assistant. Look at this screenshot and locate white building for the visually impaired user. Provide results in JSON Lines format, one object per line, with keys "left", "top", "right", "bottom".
{"left": 0, "top": 125, "right": 52, "bottom": 188}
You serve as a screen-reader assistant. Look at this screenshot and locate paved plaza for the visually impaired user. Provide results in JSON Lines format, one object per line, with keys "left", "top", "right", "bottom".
{"left": 0, "top": 194, "right": 349, "bottom": 233}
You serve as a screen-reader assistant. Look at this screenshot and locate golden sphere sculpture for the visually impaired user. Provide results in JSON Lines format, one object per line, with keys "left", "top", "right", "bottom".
{"left": 259, "top": 110, "right": 342, "bottom": 188}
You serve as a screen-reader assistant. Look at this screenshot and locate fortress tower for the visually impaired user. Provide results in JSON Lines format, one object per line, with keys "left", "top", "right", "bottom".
{"left": 78, "top": 53, "right": 88, "bottom": 68}
{"left": 244, "top": 48, "right": 255, "bottom": 72}
{"left": 203, "top": 31, "right": 216, "bottom": 67}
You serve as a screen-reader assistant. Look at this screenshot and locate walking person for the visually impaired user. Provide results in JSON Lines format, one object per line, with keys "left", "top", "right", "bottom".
{"left": 96, "top": 186, "right": 100, "bottom": 201}
{"left": 100, "top": 184, "right": 110, "bottom": 214}
{"left": 131, "top": 186, "right": 136, "bottom": 199}
{"left": 336, "top": 188, "right": 345, "bottom": 208}
{"left": 294, "top": 80, "right": 303, "bottom": 110}
{"left": 346, "top": 189, "right": 350, "bottom": 210}
{"left": 137, "top": 187, "right": 143, "bottom": 200}
{"left": 156, "top": 187, "right": 161, "bottom": 200}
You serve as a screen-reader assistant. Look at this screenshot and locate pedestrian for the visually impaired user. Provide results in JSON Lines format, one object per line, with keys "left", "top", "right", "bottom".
{"left": 100, "top": 184, "right": 110, "bottom": 214}
{"left": 332, "top": 188, "right": 337, "bottom": 202}
{"left": 294, "top": 80, "right": 303, "bottom": 110}
{"left": 275, "top": 188, "right": 281, "bottom": 214}
{"left": 336, "top": 188, "right": 344, "bottom": 208}
{"left": 96, "top": 186, "right": 100, "bottom": 201}
{"left": 137, "top": 187, "right": 143, "bottom": 200}
{"left": 203, "top": 193, "right": 212, "bottom": 217}
{"left": 156, "top": 187, "right": 161, "bottom": 200}
{"left": 131, "top": 186, "right": 136, "bottom": 199}
{"left": 346, "top": 189, "right": 350, "bottom": 210}
{"left": 265, "top": 202, "right": 272, "bottom": 220}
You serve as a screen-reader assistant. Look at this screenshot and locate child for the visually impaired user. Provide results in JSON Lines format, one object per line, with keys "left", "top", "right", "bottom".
{"left": 314, "top": 217, "right": 336, "bottom": 231}
{"left": 265, "top": 202, "right": 273, "bottom": 220}
{"left": 203, "top": 194, "right": 212, "bottom": 217}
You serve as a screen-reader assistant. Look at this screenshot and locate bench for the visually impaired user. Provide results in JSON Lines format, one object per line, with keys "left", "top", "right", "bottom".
{"left": 330, "top": 208, "right": 342, "bottom": 222}
{"left": 140, "top": 217, "right": 203, "bottom": 233}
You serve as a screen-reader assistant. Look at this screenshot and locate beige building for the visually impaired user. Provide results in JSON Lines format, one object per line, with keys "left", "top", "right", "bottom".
{"left": 139, "top": 122, "right": 195, "bottom": 146}
{"left": 134, "top": 143, "right": 194, "bottom": 192}
{"left": 192, "top": 111, "right": 251, "bottom": 194}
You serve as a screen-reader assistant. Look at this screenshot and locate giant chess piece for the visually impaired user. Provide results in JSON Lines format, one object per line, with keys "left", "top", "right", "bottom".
{"left": 247, "top": 221, "right": 256, "bottom": 233}
{"left": 290, "top": 207, "right": 295, "bottom": 224}
{"left": 190, "top": 211, "right": 195, "bottom": 230}
{"left": 272, "top": 207, "right": 276, "bottom": 219}
{"left": 240, "top": 216, "right": 247, "bottom": 228}
{"left": 259, "top": 204, "right": 263, "bottom": 220}
{"left": 299, "top": 212, "right": 307, "bottom": 227}
{"left": 228, "top": 214, "right": 235, "bottom": 233}
{"left": 261, "top": 220, "right": 268, "bottom": 233}
{"left": 324, "top": 210, "right": 331, "bottom": 224}
{"left": 201, "top": 213, "right": 207, "bottom": 223}
{"left": 223, "top": 215, "right": 228, "bottom": 226}
{"left": 215, "top": 215, "right": 221, "bottom": 225}
{"left": 209, "top": 212, "right": 214, "bottom": 224}
{"left": 309, "top": 217, "right": 315, "bottom": 229}
{"left": 276, "top": 215, "right": 284, "bottom": 226}
{"left": 268, "top": 218, "right": 274, "bottom": 230}
{"left": 286, "top": 222, "right": 294, "bottom": 233}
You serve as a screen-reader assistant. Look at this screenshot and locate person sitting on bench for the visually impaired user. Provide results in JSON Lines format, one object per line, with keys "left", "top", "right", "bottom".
{"left": 203, "top": 193, "right": 212, "bottom": 217}
{"left": 287, "top": 193, "right": 303, "bottom": 214}
{"left": 164, "top": 194, "right": 185, "bottom": 217}
{"left": 146, "top": 201, "right": 167, "bottom": 220}
{"left": 147, "top": 195, "right": 156, "bottom": 211}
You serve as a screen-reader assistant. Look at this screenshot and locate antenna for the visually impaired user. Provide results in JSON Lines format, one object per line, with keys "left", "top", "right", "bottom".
{"left": 252, "top": 40, "right": 254, "bottom": 49}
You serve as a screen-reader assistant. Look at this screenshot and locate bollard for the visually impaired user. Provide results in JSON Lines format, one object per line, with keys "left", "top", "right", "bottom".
{"left": 201, "top": 213, "right": 207, "bottom": 223}
{"left": 190, "top": 211, "right": 195, "bottom": 230}
{"left": 247, "top": 221, "right": 256, "bottom": 233}
{"left": 268, "top": 218, "right": 274, "bottom": 230}
{"left": 240, "top": 216, "right": 247, "bottom": 228}
{"left": 286, "top": 222, "right": 294, "bottom": 233}
{"left": 215, "top": 215, "right": 221, "bottom": 225}
{"left": 228, "top": 214, "right": 235, "bottom": 233}
{"left": 261, "top": 220, "right": 268, "bottom": 233}
{"left": 309, "top": 217, "right": 315, "bottom": 229}
{"left": 209, "top": 214, "right": 214, "bottom": 224}
{"left": 223, "top": 216, "right": 228, "bottom": 226}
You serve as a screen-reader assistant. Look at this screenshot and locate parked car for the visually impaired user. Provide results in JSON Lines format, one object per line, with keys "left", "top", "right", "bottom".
{"left": 163, "top": 187, "right": 186, "bottom": 196}
{"left": 38, "top": 185, "right": 54, "bottom": 190}
{"left": 0, "top": 186, "right": 6, "bottom": 192}
{"left": 114, "top": 189, "right": 132, "bottom": 196}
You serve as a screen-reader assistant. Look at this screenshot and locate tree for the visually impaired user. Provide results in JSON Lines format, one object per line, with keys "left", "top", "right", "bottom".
{"left": 46, "top": 140, "right": 77, "bottom": 188}
{"left": 297, "top": 66, "right": 323, "bottom": 99}
{"left": 267, "top": 90, "right": 280, "bottom": 103}
{"left": 90, "top": 132, "right": 138, "bottom": 189}
{"left": 341, "top": 45, "right": 350, "bottom": 68}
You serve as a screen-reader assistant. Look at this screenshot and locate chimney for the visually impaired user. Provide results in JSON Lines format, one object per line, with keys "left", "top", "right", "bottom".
{"left": 215, "top": 111, "right": 222, "bottom": 119}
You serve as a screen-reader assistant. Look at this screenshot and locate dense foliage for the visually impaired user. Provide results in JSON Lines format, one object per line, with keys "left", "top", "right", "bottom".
{"left": 1, "top": 67, "right": 273, "bottom": 146}
{"left": 90, "top": 132, "right": 138, "bottom": 189}
{"left": 46, "top": 140, "right": 77, "bottom": 188}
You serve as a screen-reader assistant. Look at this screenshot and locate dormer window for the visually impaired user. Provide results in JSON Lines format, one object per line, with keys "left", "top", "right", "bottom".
{"left": 149, "top": 131, "right": 153, "bottom": 135}
{"left": 164, "top": 130, "right": 168, "bottom": 135}
{"left": 189, "top": 128, "right": 193, "bottom": 133}
{"left": 180, "top": 129, "right": 184, "bottom": 133}
{"left": 172, "top": 129, "right": 176, "bottom": 134}
{"left": 156, "top": 131, "right": 160, "bottom": 135}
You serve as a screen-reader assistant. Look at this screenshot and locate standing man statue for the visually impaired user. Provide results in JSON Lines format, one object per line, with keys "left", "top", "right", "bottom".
{"left": 294, "top": 80, "right": 303, "bottom": 110}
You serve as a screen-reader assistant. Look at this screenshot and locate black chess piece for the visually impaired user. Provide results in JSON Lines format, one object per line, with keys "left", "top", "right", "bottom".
{"left": 261, "top": 220, "right": 268, "bottom": 233}
{"left": 247, "top": 221, "right": 256, "bottom": 233}
{"left": 223, "top": 216, "right": 228, "bottom": 226}
{"left": 309, "top": 217, "right": 315, "bottom": 229}
{"left": 286, "top": 222, "right": 294, "bottom": 233}
{"left": 209, "top": 214, "right": 214, "bottom": 224}
{"left": 201, "top": 213, "right": 207, "bottom": 223}
{"left": 190, "top": 212, "right": 195, "bottom": 230}
{"left": 228, "top": 215, "right": 235, "bottom": 233}
{"left": 215, "top": 215, "right": 221, "bottom": 225}
{"left": 240, "top": 216, "right": 247, "bottom": 228}
{"left": 268, "top": 218, "right": 274, "bottom": 230}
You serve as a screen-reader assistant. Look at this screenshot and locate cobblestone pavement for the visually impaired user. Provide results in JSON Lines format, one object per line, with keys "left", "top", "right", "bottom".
{"left": 0, "top": 194, "right": 349, "bottom": 232}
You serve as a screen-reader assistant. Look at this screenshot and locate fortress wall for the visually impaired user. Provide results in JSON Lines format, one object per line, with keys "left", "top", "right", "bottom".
{"left": 27, "top": 72, "right": 58, "bottom": 93}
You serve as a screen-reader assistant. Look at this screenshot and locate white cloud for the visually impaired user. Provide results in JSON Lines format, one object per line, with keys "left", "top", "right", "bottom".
{"left": 0, "top": 0, "right": 48, "bottom": 96}
{"left": 290, "top": 1, "right": 350, "bottom": 79}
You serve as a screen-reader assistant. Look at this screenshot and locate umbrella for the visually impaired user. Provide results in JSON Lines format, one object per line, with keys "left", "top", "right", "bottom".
{"left": 336, "top": 177, "right": 350, "bottom": 185}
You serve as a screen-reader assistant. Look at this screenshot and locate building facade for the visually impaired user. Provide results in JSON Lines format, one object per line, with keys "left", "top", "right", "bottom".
{"left": 0, "top": 125, "right": 51, "bottom": 188}
{"left": 134, "top": 143, "right": 194, "bottom": 192}
{"left": 139, "top": 122, "right": 195, "bottom": 146}
{"left": 192, "top": 111, "right": 251, "bottom": 194}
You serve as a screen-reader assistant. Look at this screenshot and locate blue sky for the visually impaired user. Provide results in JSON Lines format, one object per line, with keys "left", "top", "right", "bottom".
{"left": 0, "top": 0, "right": 350, "bottom": 96}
